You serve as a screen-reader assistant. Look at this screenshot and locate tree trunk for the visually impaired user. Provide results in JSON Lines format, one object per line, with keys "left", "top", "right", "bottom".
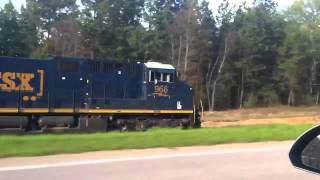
{"left": 206, "top": 81, "right": 212, "bottom": 110}
{"left": 62, "top": 37, "right": 66, "bottom": 56}
{"left": 183, "top": 32, "right": 189, "bottom": 80}
{"left": 183, "top": 10, "right": 192, "bottom": 80}
{"left": 210, "top": 41, "right": 228, "bottom": 111}
{"left": 74, "top": 36, "right": 78, "bottom": 56}
{"left": 311, "top": 59, "right": 316, "bottom": 95}
{"left": 210, "top": 80, "right": 217, "bottom": 111}
{"left": 206, "top": 61, "right": 217, "bottom": 111}
{"left": 317, "top": 90, "right": 320, "bottom": 105}
{"left": 177, "top": 35, "right": 182, "bottom": 75}
{"left": 239, "top": 69, "right": 245, "bottom": 109}
{"left": 90, "top": 50, "right": 94, "bottom": 59}
{"left": 205, "top": 55, "right": 220, "bottom": 111}
{"left": 288, "top": 89, "right": 295, "bottom": 106}
{"left": 170, "top": 34, "right": 175, "bottom": 65}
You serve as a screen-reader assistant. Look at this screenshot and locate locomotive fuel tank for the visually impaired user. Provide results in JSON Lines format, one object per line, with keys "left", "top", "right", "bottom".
{"left": 0, "top": 116, "right": 28, "bottom": 129}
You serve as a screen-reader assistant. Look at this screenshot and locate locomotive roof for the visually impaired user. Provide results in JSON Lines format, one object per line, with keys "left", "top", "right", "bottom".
{"left": 144, "top": 62, "right": 175, "bottom": 70}
{"left": 0, "top": 56, "right": 176, "bottom": 70}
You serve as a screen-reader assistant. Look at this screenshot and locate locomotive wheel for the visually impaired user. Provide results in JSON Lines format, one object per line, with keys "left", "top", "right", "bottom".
{"left": 117, "top": 120, "right": 135, "bottom": 131}
{"left": 117, "top": 120, "right": 126, "bottom": 132}
{"left": 136, "top": 120, "right": 147, "bottom": 131}
{"left": 181, "top": 119, "right": 191, "bottom": 129}
{"left": 26, "top": 115, "right": 41, "bottom": 131}
{"left": 121, "top": 124, "right": 128, "bottom": 132}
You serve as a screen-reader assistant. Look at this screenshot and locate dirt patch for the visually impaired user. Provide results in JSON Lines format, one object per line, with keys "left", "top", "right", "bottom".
{"left": 202, "top": 106, "right": 320, "bottom": 128}
{"left": 203, "top": 116, "right": 320, "bottom": 128}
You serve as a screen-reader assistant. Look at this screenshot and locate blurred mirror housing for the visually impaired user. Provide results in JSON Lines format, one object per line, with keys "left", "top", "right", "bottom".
{"left": 290, "top": 125, "right": 320, "bottom": 174}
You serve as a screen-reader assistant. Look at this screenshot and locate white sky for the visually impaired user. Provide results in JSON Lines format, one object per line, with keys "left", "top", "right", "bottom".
{"left": 209, "top": 0, "right": 294, "bottom": 12}
{"left": 0, "top": 0, "right": 294, "bottom": 13}
{"left": 0, "top": 0, "right": 25, "bottom": 9}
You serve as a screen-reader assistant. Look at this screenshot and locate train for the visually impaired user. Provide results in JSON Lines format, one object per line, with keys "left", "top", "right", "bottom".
{"left": 0, "top": 56, "right": 200, "bottom": 132}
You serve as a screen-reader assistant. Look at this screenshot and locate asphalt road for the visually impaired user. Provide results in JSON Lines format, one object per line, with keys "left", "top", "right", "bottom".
{"left": 0, "top": 141, "right": 318, "bottom": 180}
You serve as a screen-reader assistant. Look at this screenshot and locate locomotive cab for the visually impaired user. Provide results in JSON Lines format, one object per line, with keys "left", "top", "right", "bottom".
{"left": 143, "top": 62, "right": 193, "bottom": 111}
{"left": 144, "top": 62, "right": 176, "bottom": 99}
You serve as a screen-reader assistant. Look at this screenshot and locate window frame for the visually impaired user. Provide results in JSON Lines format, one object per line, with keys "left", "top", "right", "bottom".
{"left": 149, "top": 70, "right": 155, "bottom": 82}
{"left": 148, "top": 70, "right": 174, "bottom": 83}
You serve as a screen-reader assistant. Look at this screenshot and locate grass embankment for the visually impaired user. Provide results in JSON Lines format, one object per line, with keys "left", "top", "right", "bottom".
{"left": 0, "top": 124, "right": 314, "bottom": 158}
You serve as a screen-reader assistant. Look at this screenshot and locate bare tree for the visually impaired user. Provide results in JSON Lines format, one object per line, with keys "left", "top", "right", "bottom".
{"left": 50, "top": 17, "right": 84, "bottom": 57}
{"left": 205, "top": 33, "right": 236, "bottom": 111}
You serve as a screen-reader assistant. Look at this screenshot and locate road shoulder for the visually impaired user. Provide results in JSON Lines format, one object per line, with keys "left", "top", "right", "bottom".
{"left": 0, "top": 141, "right": 293, "bottom": 169}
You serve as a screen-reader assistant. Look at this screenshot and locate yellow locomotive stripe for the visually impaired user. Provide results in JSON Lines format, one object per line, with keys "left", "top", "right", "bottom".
{"left": 159, "top": 110, "right": 193, "bottom": 114}
{"left": 50, "top": 109, "right": 74, "bottom": 113}
{"left": 78, "top": 109, "right": 193, "bottom": 114}
{"left": 0, "top": 108, "right": 18, "bottom": 113}
{"left": 78, "top": 109, "right": 155, "bottom": 113}
{"left": 0, "top": 108, "right": 193, "bottom": 114}
{"left": 20, "top": 108, "right": 49, "bottom": 113}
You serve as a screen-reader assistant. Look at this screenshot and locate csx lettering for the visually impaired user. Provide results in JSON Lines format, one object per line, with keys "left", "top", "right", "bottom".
{"left": 0, "top": 72, "right": 34, "bottom": 92}
{"left": 20, "top": 73, "right": 34, "bottom": 91}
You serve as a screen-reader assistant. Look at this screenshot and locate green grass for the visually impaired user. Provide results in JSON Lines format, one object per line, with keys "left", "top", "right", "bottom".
{"left": 0, "top": 124, "right": 314, "bottom": 158}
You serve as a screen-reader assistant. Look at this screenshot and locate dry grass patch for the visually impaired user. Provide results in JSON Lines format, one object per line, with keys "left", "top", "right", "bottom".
{"left": 203, "top": 106, "right": 320, "bottom": 128}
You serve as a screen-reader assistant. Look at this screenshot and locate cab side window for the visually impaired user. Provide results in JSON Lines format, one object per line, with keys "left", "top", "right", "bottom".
{"left": 149, "top": 71, "right": 155, "bottom": 82}
{"left": 156, "top": 72, "right": 161, "bottom": 81}
{"left": 162, "top": 73, "right": 168, "bottom": 82}
{"left": 162, "top": 73, "right": 174, "bottom": 82}
{"left": 168, "top": 74, "right": 174, "bottom": 82}
{"left": 149, "top": 70, "right": 174, "bottom": 83}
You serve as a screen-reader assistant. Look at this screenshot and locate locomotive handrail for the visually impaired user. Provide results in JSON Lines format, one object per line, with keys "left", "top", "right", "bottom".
{"left": 17, "top": 88, "right": 21, "bottom": 113}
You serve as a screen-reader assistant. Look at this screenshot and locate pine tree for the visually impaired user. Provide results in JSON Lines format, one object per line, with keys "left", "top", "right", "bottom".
{"left": 0, "top": 1, "right": 29, "bottom": 57}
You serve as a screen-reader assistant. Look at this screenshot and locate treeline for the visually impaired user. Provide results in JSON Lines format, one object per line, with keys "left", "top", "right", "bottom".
{"left": 1, "top": 0, "right": 320, "bottom": 110}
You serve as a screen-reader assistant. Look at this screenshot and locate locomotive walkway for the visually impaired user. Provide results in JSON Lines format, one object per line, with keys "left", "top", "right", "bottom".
{"left": 0, "top": 141, "right": 318, "bottom": 179}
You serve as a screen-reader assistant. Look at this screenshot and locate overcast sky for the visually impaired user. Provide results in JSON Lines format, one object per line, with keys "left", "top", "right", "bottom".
{"left": 0, "top": 0, "right": 294, "bottom": 13}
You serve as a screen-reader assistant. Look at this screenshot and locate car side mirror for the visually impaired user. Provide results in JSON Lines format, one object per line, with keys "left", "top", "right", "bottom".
{"left": 289, "top": 125, "right": 320, "bottom": 174}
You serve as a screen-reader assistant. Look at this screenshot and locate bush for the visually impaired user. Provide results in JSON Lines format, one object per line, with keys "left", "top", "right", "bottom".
{"left": 261, "top": 90, "right": 280, "bottom": 106}
{"left": 244, "top": 93, "right": 258, "bottom": 107}
{"left": 244, "top": 90, "right": 280, "bottom": 107}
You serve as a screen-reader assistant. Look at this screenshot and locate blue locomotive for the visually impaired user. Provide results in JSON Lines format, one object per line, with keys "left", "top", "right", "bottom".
{"left": 0, "top": 56, "right": 200, "bottom": 132}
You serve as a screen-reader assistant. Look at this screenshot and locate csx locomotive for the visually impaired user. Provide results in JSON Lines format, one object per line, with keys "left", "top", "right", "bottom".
{"left": 0, "top": 56, "right": 200, "bottom": 132}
